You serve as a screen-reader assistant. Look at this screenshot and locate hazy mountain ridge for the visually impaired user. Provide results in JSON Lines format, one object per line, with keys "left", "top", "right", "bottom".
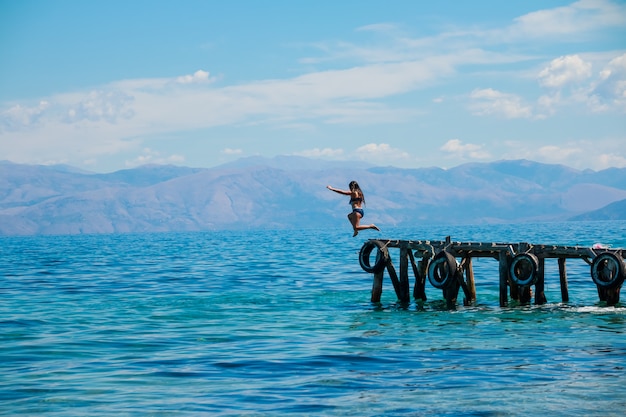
{"left": 1, "top": 157, "right": 625, "bottom": 235}
{"left": 569, "top": 198, "right": 626, "bottom": 221}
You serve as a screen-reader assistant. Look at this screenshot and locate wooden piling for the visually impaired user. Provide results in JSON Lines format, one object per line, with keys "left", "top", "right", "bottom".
{"left": 558, "top": 258, "right": 569, "bottom": 303}
{"left": 598, "top": 286, "right": 621, "bottom": 306}
{"left": 611, "top": 287, "right": 622, "bottom": 305}
{"left": 499, "top": 251, "right": 509, "bottom": 307}
{"left": 410, "top": 251, "right": 427, "bottom": 302}
{"left": 464, "top": 257, "right": 476, "bottom": 305}
{"left": 519, "top": 284, "right": 532, "bottom": 305}
{"left": 459, "top": 257, "right": 476, "bottom": 306}
{"left": 399, "top": 245, "right": 410, "bottom": 303}
{"left": 509, "top": 277, "right": 519, "bottom": 301}
{"left": 534, "top": 258, "right": 546, "bottom": 304}
{"left": 371, "top": 268, "right": 383, "bottom": 303}
{"left": 443, "top": 268, "right": 461, "bottom": 309}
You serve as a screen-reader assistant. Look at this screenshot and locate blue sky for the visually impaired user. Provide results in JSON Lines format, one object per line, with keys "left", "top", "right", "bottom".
{"left": 1, "top": 0, "right": 625, "bottom": 173}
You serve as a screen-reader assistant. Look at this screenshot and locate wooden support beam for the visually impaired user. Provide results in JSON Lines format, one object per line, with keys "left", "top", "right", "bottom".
{"left": 535, "top": 258, "right": 546, "bottom": 304}
{"left": 371, "top": 268, "right": 383, "bottom": 303}
{"left": 519, "top": 285, "right": 532, "bottom": 304}
{"left": 558, "top": 257, "right": 569, "bottom": 303}
{"left": 458, "top": 257, "right": 476, "bottom": 306}
{"left": 534, "top": 262, "right": 546, "bottom": 305}
{"left": 499, "top": 251, "right": 509, "bottom": 307}
{"left": 385, "top": 257, "right": 405, "bottom": 303}
{"left": 420, "top": 259, "right": 429, "bottom": 301}
{"left": 444, "top": 273, "right": 461, "bottom": 309}
{"left": 399, "top": 246, "right": 410, "bottom": 303}
{"left": 609, "top": 287, "right": 621, "bottom": 305}
{"left": 598, "top": 286, "right": 621, "bottom": 306}
{"left": 409, "top": 251, "right": 427, "bottom": 302}
{"left": 509, "top": 279, "right": 519, "bottom": 301}
{"left": 462, "top": 257, "right": 476, "bottom": 306}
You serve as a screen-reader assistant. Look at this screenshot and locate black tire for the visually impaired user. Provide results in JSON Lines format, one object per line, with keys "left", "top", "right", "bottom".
{"left": 591, "top": 252, "right": 625, "bottom": 289}
{"left": 359, "top": 241, "right": 386, "bottom": 274}
{"left": 509, "top": 253, "right": 539, "bottom": 287}
{"left": 427, "top": 250, "right": 457, "bottom": 289}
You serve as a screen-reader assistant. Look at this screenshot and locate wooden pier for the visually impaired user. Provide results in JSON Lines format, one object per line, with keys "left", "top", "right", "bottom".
{"left": 359, "top": 237, "right": 625, "bottom": 307}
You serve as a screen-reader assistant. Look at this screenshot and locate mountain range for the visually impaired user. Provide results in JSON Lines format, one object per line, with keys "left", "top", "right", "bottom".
{"left": 1, "top": 157, "right": 625, "bottom": 236}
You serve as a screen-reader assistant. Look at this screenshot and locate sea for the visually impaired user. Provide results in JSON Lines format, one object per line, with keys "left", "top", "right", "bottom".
{"left": 1, "top": 221, "right": 626, "bottom": 416}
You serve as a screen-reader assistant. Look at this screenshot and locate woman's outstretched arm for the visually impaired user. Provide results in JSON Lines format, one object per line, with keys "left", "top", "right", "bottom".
{"left": 327, "top": 185, "right": 352, "bottom": 196}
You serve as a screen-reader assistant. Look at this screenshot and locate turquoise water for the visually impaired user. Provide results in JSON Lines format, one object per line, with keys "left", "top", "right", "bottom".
{"left": 2, "top": 221, "right": 626, "bottom": 416}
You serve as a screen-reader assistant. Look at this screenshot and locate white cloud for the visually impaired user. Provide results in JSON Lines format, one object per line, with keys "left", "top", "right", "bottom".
{"left": 506, "top": 0, "right": 626, "bottom": 39}
{"left": 355, "top": 143, "right": 410, "bottom": 164}
{"left": 538, "top": 55, "right": 592, "bottom": 88}
{"left": 537, "top": 145, "right": 583, "bottom": 162}
{"left": 221, "top": 148, "right": 243, "bottom": 155}
{"left": 124, "top": 148, "right": 185, "bottom": 168}
{"left": 2, "top": 89, "right": 136, "bottom": 135}
{"left": 535, "top": 55, "right": 592, "bottom": 114}
{"left": 534, "top": 52, "right": 626, "bottom": 114}
{"left": 356, "top": 23, "right": 397, "bottom": 33}
{"left": 64, "top": 90, "right": 135, "bottom": 123}
{"left": 293, "top": 148, "right": 344, "bottom": 158}
{"left": 469, "top": 88, "right": 533, "bottom": 119}
{"left": 501, "top": 139, "right": 626, "bottom": 170}
{"left": 595, "top": 152, "right": 626, "bottom": 168}
{"left": 440, "top": 139, "right": 491, "bottom": 160}
{"left": 588, "top": 53, "right": 626, "bottom": 111}
{"left": 0, "top": 101, "right": 49, "bottom": 132}
{"left": 536, "top": 92, "right": 561, "bottom": 115}
{"left": 176, "top": 70, "right": 212, "bottom": 84}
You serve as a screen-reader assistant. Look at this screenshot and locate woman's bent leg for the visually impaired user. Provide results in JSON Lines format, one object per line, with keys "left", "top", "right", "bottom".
{"left": 348, "top": 212, "right": 360, "bottom": 236}
{"left": 348, "top": 211, "right": 378, "bottom": 235}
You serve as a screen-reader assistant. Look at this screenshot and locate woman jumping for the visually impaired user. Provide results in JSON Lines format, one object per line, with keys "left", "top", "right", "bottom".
{"left": 327, "top": 181, "right": 380, "bottom": 237}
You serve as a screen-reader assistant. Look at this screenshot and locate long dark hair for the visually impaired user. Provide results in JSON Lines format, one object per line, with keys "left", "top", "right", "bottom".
{"left": 349, "top": 181, "right": 365, "bottom": 205}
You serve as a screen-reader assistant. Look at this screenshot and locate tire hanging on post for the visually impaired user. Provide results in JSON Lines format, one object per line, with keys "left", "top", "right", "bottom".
{"left": 591, "top": 252, "right": 625, "bottom": 289}
{"left": 509, "top": 253, "right": 540, "bottom": 287}
{"left": 427, "top": 250, "right": 457, "bottom": 289}
{"left": 359, "top": 241, "right": 387, "bottom": 274}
